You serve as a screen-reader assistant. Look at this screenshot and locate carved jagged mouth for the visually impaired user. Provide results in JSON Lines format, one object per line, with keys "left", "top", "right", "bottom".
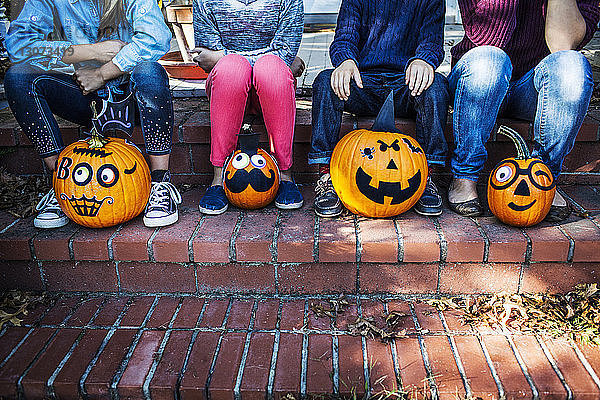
{"left": 355, "top": 167, "right": 421, "bottom": 205}
{"left": 60, "top": 194, "right": 114, "bottom": 217}
{"left": 508, "top": 200, "right": 536, "bottom": 212}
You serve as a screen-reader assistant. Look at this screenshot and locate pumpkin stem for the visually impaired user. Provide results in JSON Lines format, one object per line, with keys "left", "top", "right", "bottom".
{"left": 87, "top": 101, "right": 108, "bottom": 149}
{"left": 497, "top": 125, "right": 531, "bottom": 159}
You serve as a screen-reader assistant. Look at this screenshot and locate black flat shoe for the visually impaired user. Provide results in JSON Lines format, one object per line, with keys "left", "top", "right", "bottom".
{"left": 448, "top": 198, "right": 483, "bottom": 217}
{"left": 544, "top": 204, "right": 571, "bottom": 223}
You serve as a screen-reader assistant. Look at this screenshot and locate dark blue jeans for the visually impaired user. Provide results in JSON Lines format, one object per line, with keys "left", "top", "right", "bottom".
{"left": 4, "top": 61, "right": 174, "bottom": 158}
{"left": 309, "top": 69, "right": 449, "bottom": 166}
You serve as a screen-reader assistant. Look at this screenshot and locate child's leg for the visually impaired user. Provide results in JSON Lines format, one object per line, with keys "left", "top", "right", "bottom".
{"left": 207, "top": 54, "right": 253, "bottom": 172}
{"left": 252, "top": 54, "right": 296, "bottom": 172}
{"left": 4, "top": 63, "right": 94, "bottom": 170}
{"left": 130, "top": 61, "right": 174, "bottom": 172}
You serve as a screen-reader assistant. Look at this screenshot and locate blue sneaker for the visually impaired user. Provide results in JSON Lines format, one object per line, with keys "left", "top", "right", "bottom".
{"left": 198, "top": 185, "right": 229, "bottom": 215}
{"left": 275, "top": 181, "right": 304, "bottom": 210}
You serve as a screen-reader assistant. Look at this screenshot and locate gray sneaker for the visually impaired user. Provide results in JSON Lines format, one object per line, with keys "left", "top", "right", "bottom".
{"left": 34, "top": 190, "right": 69, "bottom": 228}
{"left": 314, "top": 173, "right": 343, "bottom": 218}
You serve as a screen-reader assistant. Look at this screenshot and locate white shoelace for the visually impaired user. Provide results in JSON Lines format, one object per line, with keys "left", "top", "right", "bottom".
{"left": 146, "top": 181, "right": 182, "bottom": 210}
{"left": 315, "top": 173, "right": 335, "bottom": 196}
{"left": 36, "top": 190, "right": 62, "bottom": 212}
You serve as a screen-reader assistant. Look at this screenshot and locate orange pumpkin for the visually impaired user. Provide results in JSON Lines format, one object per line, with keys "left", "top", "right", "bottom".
{"left": 488, "top": 126, "right": 556, "bottom": 227}
{"left": 330, "top": 92, "right": 428, "bottom": 218}
{"left": 53, "top": 103, "right": 150, "bottom": 228}
{"left": 223, "top": 125, "right": 280, "bottom": 209}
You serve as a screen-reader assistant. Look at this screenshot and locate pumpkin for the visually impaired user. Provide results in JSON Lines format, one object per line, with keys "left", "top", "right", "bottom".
{"left": 330, "top": 91, "right": 428, "bottom": 218}
{"left": 53, "top": 103, "right": 151, "bottom": 228}
{"left": 487, "top": 125, "right": 556, "bottom": 227}
{"left": 223, "top": 124, "right": 280, "bottom": 209}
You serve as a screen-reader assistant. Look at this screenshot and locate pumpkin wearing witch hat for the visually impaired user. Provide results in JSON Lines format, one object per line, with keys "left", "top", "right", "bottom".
{"left": 488, "top": 125, "right": 556, "bottom": 227}
{"left": 223, "top": 124, "right": 281, "bottom": 209}
{"left": 330, "top": 91, "right": 428, "bottom": 218}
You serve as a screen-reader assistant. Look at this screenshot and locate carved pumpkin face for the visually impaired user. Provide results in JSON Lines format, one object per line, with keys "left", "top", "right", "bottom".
{"left": 488, "top": 126, "right": 556, "bottom": 227}
{"left": 223, "top": 128, "right": 280, "bottom": 209}
{"left": 331, "top": 130, "right": 428, "bottom": 218}
{"left": 53, "top": 137, "right": 151, "bottom": 228}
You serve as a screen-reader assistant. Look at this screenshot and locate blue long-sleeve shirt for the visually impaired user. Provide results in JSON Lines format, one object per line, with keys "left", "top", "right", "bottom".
{"left": 193, "top": 0, "right": 303, "bottom": 67}
{"left": 330, "top": 0, "right": 445, "bottom": 72}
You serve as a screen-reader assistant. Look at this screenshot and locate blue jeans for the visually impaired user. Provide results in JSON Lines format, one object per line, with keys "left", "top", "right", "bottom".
{"left": 448, "top": 46, "right": 593, "bottom": 180}
{"left": 309, "top": 69, "right": 449, "bottom": 166}
{"left": 4, "top": 61, "right": 174, "bottom": 158}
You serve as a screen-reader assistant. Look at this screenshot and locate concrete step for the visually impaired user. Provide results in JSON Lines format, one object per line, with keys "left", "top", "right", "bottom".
{"left": 2, "top": 184, "right": 600, "bottom": 295}
{"left": 1, "top": 292, "right": 600, "bottom": 399}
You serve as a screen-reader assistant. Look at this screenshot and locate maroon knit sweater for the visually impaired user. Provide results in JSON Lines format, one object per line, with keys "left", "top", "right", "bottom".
{"left": 451, "top": 0, "right": 600, "bottom": 79}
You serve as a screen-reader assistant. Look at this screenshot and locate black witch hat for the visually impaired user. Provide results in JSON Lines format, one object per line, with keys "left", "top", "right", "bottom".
{"left": 371, "top": 90, "right": 400, "bottom": 133}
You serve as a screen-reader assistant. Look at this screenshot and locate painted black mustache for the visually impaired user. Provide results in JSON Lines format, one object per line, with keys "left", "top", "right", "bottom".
{"left": 225, "top": 168, "right": 276, "bottom": 193}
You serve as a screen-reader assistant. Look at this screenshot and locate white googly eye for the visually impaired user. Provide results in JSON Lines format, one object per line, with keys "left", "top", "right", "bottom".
{"left": 231, "top": 153, "right": 250, "bottom": 169}
{"left": 73, "top": 163, "right": 93, "bottom": 186}
{"left": 250, "top": 154, "right": 267, "bottom": 169}
{"left": 495, "top": 165, "right": 513, "bottom": 183}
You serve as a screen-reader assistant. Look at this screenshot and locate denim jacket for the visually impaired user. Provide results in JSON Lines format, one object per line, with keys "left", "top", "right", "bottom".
{"left": 6, "top": 0, "right": 171, "bottom": 73}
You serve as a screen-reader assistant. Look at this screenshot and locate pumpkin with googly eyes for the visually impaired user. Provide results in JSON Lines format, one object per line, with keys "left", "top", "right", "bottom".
{"left": 53, "top": 103, "right": 151, "bottom": 228}
{"left": 223, "top": 125, "right": 280, "bottom": 209}
{"left": 330, "top": 92, "right": 428, "bottom": 218}
{"left": 488, "top": 126, "right": 556, "bottom": 227}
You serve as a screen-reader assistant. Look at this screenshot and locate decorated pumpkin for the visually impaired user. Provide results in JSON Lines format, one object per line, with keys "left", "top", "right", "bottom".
{"left": 330, "top": 91, "right": 428, "bottom": 218}
{"left": 223, "top": 124, "right": 280, "bottom": 209}
{"left": 53, "top": 103, "right": 151, "bottom": 228}
{"left": 488, "top": 126, "right": 556, "bottom": 227}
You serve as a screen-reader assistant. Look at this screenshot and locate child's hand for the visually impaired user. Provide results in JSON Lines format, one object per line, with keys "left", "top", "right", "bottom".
{"left": 406, "top": 59, "right": 434, "bottom": 97}
{"left": 190, "top": 47, "right": 224, "bottom": 72}
{"left": 73, "top": 67, "right": 105, "bottom": 95}
{"left": 331, "top": 59, "right": 363, "bottom": 101}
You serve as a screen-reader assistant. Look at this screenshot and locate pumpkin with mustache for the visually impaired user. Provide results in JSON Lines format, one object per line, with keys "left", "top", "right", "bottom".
{"left": 223, "top": 125, "right": 280, "bottom": 209}
{"left": 488, "top": 126, "right": 556, "bottom": 227}
{"left": 330, "top": 92, "right": 428, "bottom": 218}
{"left": 53, "top": 103, "right": 150, "bottom": 228}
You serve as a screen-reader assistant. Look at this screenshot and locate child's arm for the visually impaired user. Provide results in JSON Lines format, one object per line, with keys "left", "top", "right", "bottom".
{"left": 405, "top": 0, "right": 445, "bottom": 96}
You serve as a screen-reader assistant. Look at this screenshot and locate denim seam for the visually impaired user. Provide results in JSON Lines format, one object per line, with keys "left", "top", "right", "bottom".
{"left": 31, "top": 75, "right": 80, "bottom": 155}
{"left": 535, "top": 63, "right": 549, "bottom": 151}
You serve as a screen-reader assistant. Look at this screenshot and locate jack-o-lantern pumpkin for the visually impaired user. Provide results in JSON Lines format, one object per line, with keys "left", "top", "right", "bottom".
{"left": 488, "top": 126, "right": 556, "bottom": 227}
{"left": 330, "top": 91, "right": 428, "bottom": 218}
{"left": 53, "top": 103, "right": 151, "bottom": 228}
{"left": 223, "top": 124, "right": 280, "bottom": 209}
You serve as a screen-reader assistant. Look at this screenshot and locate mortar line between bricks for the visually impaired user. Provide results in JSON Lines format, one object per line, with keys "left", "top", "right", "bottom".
{"left": 175, "top": 298, "right": 209, "bottom": 400}
{"left": 0, "top": 218, "right": 20, "bottom": 234}
{"left": 503, "top": 331, "right": 539, "bottom": 399}
{"left": 536, "top": 335, "right": 573, "bottom": 400}
{"left": 266, "top": 299, "right": 283, "bottom": 399}
{"left": 79, "top": 297, "right": 134, "bottom": 398}
{"left": 17, "top": 295, "right": 85, "bottom": 398}
{"left": 107, "top": 224, "right": 124, "bottom": 261}
{"left": 188, "top": 215, "right": 205, "bottom": 263}
{"left": 233, "top": 299, "right": 259, "bottom": 399}
{"left": 518, "top": 229, "right": 533, "bottom": 293}
{"left": 432, "top": 216, "right": 447, "bottom": 263}
{"left": 29, "top": 230, "right": 39, "bottom": 260}
{"left": 383, "top": 301, "right": 404, "bottom": 391}
{"left": 187, "top": 143, "right": 195, "bottom": 174}
{"left": 354, "top": 215, "right": 362, "bottom": 264}
{"left": 313, "top": 214, "right": 320, "bottom": 262}
{"left": 205, "top": 298, "right": 234, "bottom": 398}
{"left": 357, "top": 299, "right": 371, "bottom": 398}
{"left": 476, "top": 334, "right": 505, "bottom": 399}
{"left": 142, "top": 298, "right": 185, "bottom": 400}
{"left": 109, "top": 296, "right": 160, "bottom": 398}
{"left": 556, "top": 225, "right": 575, "bottom": 263}
{"left": 147, "top": 228, "right": 160, "bottom": 262}
{"left": 67, "top": 227, "right": 80, "bottom": 260}
{"left": 300, "top": 299, "right": 309, "bottom": 399}
{"left": 393, "top": 217, "right": 404, "bottom": 263}
{"left": 331, "top": 333, "right": 340, "bottom": 395}
{"left": 46, "top": 296, "right": 110, "bottom": 398}
{"left": 229, "top": 211, "right": 244, "bottom": 262}
{"left": 115, "top": 261, "right": 122, "bottom": 294}
{"left": 38, "top": 261, "right": 48, "bottom": 291}
{"left": 438, "top": 310, "right": 471, "bottom": 398}
{"left": 471, "top": 217, "right": 489, "bottom": 263}
{"left": 408, "top": 302, "right": 438, "bottom": 399}
{"left": 0, "top": 297, "right": 61, "bottom": 371}
{"left": 570, "top": 339, "right": 600, "bottom": 390}
{"left": 270, "top": 209, "right": 282, "bottom": 263}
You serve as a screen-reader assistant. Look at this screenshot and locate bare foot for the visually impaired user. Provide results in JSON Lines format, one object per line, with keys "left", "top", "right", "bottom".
{"left": 552, "top": 190, "right": 567, "bottom": 207}
{"left": 448, "top": 178, "right": 478, "bottom": 204}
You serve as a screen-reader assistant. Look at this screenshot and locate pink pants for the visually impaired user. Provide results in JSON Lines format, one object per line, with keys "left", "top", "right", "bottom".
{"left": 206, "top": 54, "right": 296, "bottom": 170}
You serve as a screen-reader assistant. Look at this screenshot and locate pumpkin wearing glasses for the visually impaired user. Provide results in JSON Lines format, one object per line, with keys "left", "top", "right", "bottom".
{"left": 330, "top": 92, "right": 428, "bottom": 218}
{"left": 487, "top": 126, "right": 556, "bottom": 227}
